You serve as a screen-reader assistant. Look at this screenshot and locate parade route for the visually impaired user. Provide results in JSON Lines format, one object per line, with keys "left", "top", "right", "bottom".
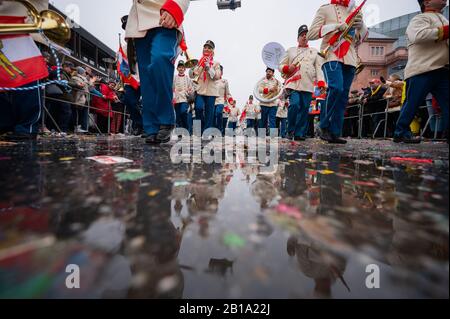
{"left": 0, "top": 136, "right": 448, "bottom": 298}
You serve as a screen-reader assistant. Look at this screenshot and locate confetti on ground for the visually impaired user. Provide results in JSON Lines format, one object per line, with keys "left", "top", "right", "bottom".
{"left": 147, "top": 190, "right": 160, "bottom": 197}
{"left": 87, "top": 156, "right": 133, "bottom": 165}
{"left": 37, "top": 152, "right": 52, "bottom": 156}
{"left": 275, "top": 204, "right": 302, "bottom": 220}
{"left": 320, "top": 170, "right": 335, "bottom": 175}
{"left": 354, "top": 181, "right": 378, "bottom": 187}
{"left": 174, "top": 181, "right": 190, "bottom": 187}
{"left": 223, "top": 233, "right": 246, "bottom": 249}
{"left": 0, "top": 156, "right": 11, "bottom": 160}
{"left": 59, "top": 157, "right": 76, "bottom": 161}
{"left": 354, "top": 160, "right": 373, "bottom": 165}
{"left": 115, "top": 169, "right": 150, "bottom": 182}
{"left": 391, "top": 157, "right": 433, "bottom": 164}
{"left": 401, "top": 150, "right": 419, "bottom": 154}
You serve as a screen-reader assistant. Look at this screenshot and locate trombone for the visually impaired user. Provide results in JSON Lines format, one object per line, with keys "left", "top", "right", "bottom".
{"left": 0, "top": 0, "right": 71, "bottom": 45}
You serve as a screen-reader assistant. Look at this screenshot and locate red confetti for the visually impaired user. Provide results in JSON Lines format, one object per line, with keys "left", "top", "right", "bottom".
{"left": 275, "top": 204, "right": 303, "bottom": 220}
{"left": 401, "top": 150, "right": 419, "bottom": 154}
{"left": 391, "top": 157, "right": 433, "bottom": 164}
{"left": 354, "top": 181, "right": 377, "bottom": 187}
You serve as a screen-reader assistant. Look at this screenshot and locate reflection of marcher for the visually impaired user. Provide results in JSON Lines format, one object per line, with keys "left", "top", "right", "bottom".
{"left": 287, "top": 235, "right": 348, "bottom": 298}
{"left": 281, "top": 160, "right": 307, "bottom": 197}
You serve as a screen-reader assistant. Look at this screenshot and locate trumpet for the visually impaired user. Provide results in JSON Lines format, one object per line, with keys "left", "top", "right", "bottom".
{"left": 192, "top": 54, "right": 212, "bottom": 84}
{"left": 182, "top": 50, "right": 198, "bottom": 69}
{"left": 0, "top": 0, "right": 71, "bottom": 45}
{"left": 318, "top": 0, "right": 367, "bottom": 59}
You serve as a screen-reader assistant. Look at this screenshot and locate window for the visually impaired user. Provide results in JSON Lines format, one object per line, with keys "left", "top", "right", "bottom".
{"left": 371, "top": 46, "right": 385, "bottom": 56}
{"left": 371, "top": 69, "right": 380, "bottom": 77}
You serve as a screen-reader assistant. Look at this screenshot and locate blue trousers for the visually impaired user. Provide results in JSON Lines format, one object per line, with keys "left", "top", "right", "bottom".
{"left": 215, "top": 104, "right": 224, "bottom": 131}
{"left": 395, "top": 68, "right": 449, "bottom": 138}
{"left": 195, "top": 95, "right": 216, "bottom": 132}
{"left": 0, "top": 81, "right": 42, "bottom": 135}
{"left": 321, "top": 62, "right": 356, "bottom": 137}
{"left": 288, "top": 91, "right": 313, "bottom": 138}
{"left": 228, "top": 121, "right": 237, "bottom": 130}
{"left": 247, "top": 119, "right": 255, "bottom": 130}
{"left": 124, "top": 85, "right": 143, "bottom": 130}
{"left": 279, "top": 118, "right": 287, "bottom": 138}
{"left": 222, "top": 117, "right": 228, "bottom": 135}
{"left": 135, "top": 27, "right": 178, "bottom": 135}
{"left": 175, "top": 102, "right": 190, "bottom": 131}
{"left": 260, "top": 106, "right": 277, "bottom": 131}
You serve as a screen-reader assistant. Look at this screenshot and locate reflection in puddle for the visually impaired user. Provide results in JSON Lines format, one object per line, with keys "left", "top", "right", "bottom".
{"left": 0, "top": 136, "right": 448, "bottom": 298}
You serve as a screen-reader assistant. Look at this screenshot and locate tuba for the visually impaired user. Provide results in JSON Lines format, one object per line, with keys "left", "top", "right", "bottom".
{"left": 254, "top": 42, "right": 284, "bottom": 104}
{"left": 0, "top": 0, "right": 71, "bottom": 45}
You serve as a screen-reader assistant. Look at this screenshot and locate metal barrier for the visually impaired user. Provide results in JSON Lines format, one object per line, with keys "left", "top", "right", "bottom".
{"left": 42, "top": 85, "right": 132, "bottom": 136}
{"left": 344, "top": 99, "right": 437, "bottom": 140}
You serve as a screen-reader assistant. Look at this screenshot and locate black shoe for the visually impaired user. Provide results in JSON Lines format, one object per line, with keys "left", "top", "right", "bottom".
{"left": 285, "top": 132, "right": 294, "bottom": 140}
{"left": 145, "top": 134, "right": 160, "bottom": 145}
{"left": 294, "top": 136, "right": 306, "bottom": 141}
{"left": 157, "top": 125, "right": 175, "bottom": 144}
{"left": 393, "top": 136, "right": 422, "bottom": 144}
{"left": 318, "top": 128, "right": 333, "bottom": 142}
{"left": 329, "top": 136, "right": 347, "bottom": 144}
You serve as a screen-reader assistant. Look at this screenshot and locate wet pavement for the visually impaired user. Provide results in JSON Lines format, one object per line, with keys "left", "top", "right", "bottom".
{"left": 0, "top": 135, "right": 448, "bottom": 299}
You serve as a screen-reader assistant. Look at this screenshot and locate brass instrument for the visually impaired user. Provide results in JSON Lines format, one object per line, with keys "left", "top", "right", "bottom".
{"left": 318, "top": 0, "right": 367, "bottom": 59}
{"left": 355, "top": 57, "right": 365, "bottom": 75}
{"left": 182, "top": 50, "right": 198, "bottom": 69}
{"left": 0, "top": 0, "right": 71, "bottom": 45}
{"left": 253, "top": 77, "right": 283, "bottom": 104}
{"left": 192, "top": 54, "right": 212, "bottom": 84}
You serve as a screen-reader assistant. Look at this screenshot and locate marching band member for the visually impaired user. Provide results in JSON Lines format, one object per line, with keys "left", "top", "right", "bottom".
{"left": 214, "top": 65, "right": 232, "bottom": 132}
{"left": 394, "top": 0, "right": 449, "bottom": 144}
{"left": 257, "top": 67, "right": 281, "bottom": 134}
{"left": 276, "top": 98, "right": 288, "bottom": 138}
{"left": 307, "top": 0, "right": 368, "bottom": 144}
{"left": 221, "top": 98, "right": 232, "bottom": 135}
{"left": 125, "top": 0, "right": 190, "bottom": 144}
{"left": 173, "top": 60, "right": 194, "bottom": 133}
{"left": 0, "top": 0, "right": 49, "bottom": 141}
{"left": 226, "top": 99, "right": 240, "bottom": 130}
{"left": 192, "top": 40, "right": 222, "bottom": 133}
{"left": 120, "top": 15, "right": 143, "bottom": 136}
{"left": 243, "top": 95, "right": 260, "bottom": 132}
{"left": 280, "top": 25, "right": 324, "bottom": 141}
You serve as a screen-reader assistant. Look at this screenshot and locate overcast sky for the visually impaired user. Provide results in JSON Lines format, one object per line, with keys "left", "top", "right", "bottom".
{"left": 53, "top": 0, "right": 420, "bottom": 107}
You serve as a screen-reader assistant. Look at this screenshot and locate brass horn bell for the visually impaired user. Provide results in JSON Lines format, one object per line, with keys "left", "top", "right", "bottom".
{"left": 0, "top": 0, "right": 71, "bottom": 45}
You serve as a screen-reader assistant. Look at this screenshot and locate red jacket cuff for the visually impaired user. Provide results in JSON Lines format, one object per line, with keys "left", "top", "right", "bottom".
{"left": 282, "top": 65, "right": 290, "bottom": 74}
{"left": 161, "top": 0, "right": 184, "bottom": 27}
{"left": 443, "top": 25, "right": 449, "bottom": 40}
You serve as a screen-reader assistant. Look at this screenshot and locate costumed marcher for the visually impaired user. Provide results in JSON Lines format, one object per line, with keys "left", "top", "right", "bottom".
{"left": 276, "top": 98, "right": 288, "bottom": 138}
{"left": 214, "top": 65, "right": 232, "bottom": 132}
{"left": 125, "top": 0, "right": 190, "bottom": 144}
{"left": 119, "top": 15, "right": 143, "bottom": 136}
{"left": 243, "top": 95, "right": 260, "bottom": 132}
{"left": 0, "top": 0, "right": 50, "bottom": 140}
{"left": 393, "top": 0, "right": 449, "bottom": 143}
{"left": 279, "top": 24, "right": 324, "bottom": 141}
{"left": 307, "top": 0, "right": 368, "bottom": 144}
{"left": 226, "top": 99, "right": 240, "bottom": 130}
{"left": 173, "top": 60, "right": 194, "bottom": 133}
{"left": 192, "top": 40, "right": 222, "bottom": 133}
{"left": 257, "top": 67, "right": 281, "bottom": 135}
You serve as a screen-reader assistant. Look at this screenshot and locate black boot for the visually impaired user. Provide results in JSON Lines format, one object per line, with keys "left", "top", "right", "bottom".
{"left": 157, "top": 125, "right": 175, "bottom": 144}
{"left": 145, "top": 134, "right": 160, "bottom": 145}
{"left": 318, "top": 127, "right": 333, "bottom": 142}
{"left": 393, "top": 135, "right": 422, "bottom": 144}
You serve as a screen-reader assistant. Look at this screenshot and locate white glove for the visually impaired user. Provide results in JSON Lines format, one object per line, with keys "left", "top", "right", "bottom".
{"left": 208, "top": 68, "right": 216, "bottom": 79}
{"left": 337, "top": 23, "right": 348, "bottom": 32}
{"left": 353, "top": 14, "right": 363, "bottom": 30}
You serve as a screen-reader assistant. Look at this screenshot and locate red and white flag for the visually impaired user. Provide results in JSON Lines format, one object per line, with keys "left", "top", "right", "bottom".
{"left": 0, "top": 16, "right": 48, "bottom": 88}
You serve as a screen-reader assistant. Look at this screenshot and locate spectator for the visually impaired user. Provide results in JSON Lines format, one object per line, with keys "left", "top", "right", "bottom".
{"left": 362, "top": 78, "right": 388, "bottom": 138}
{"left": 383, "top": 74, "right": 405, "bottom": 108}
{"left": 46, "top": 61, "right": 80, "bottom": 135}
{"left": 71, "top": 67, "right": 90, "bottom": 133}
{"left": 92, "top": 79, "right": 119, "bottom": 133}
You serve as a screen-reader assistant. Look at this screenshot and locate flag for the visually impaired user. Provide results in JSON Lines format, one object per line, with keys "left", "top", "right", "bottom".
{"left": 117, "top": 44, "right": 139, "bottom": 90}
{"left": 0, "top": 16, "right": 48, "bottom": 89}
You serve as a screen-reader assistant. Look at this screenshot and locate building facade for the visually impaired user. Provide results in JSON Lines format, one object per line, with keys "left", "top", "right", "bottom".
{"left": 351, "top": 6, "right": 449, "bottom": 92}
